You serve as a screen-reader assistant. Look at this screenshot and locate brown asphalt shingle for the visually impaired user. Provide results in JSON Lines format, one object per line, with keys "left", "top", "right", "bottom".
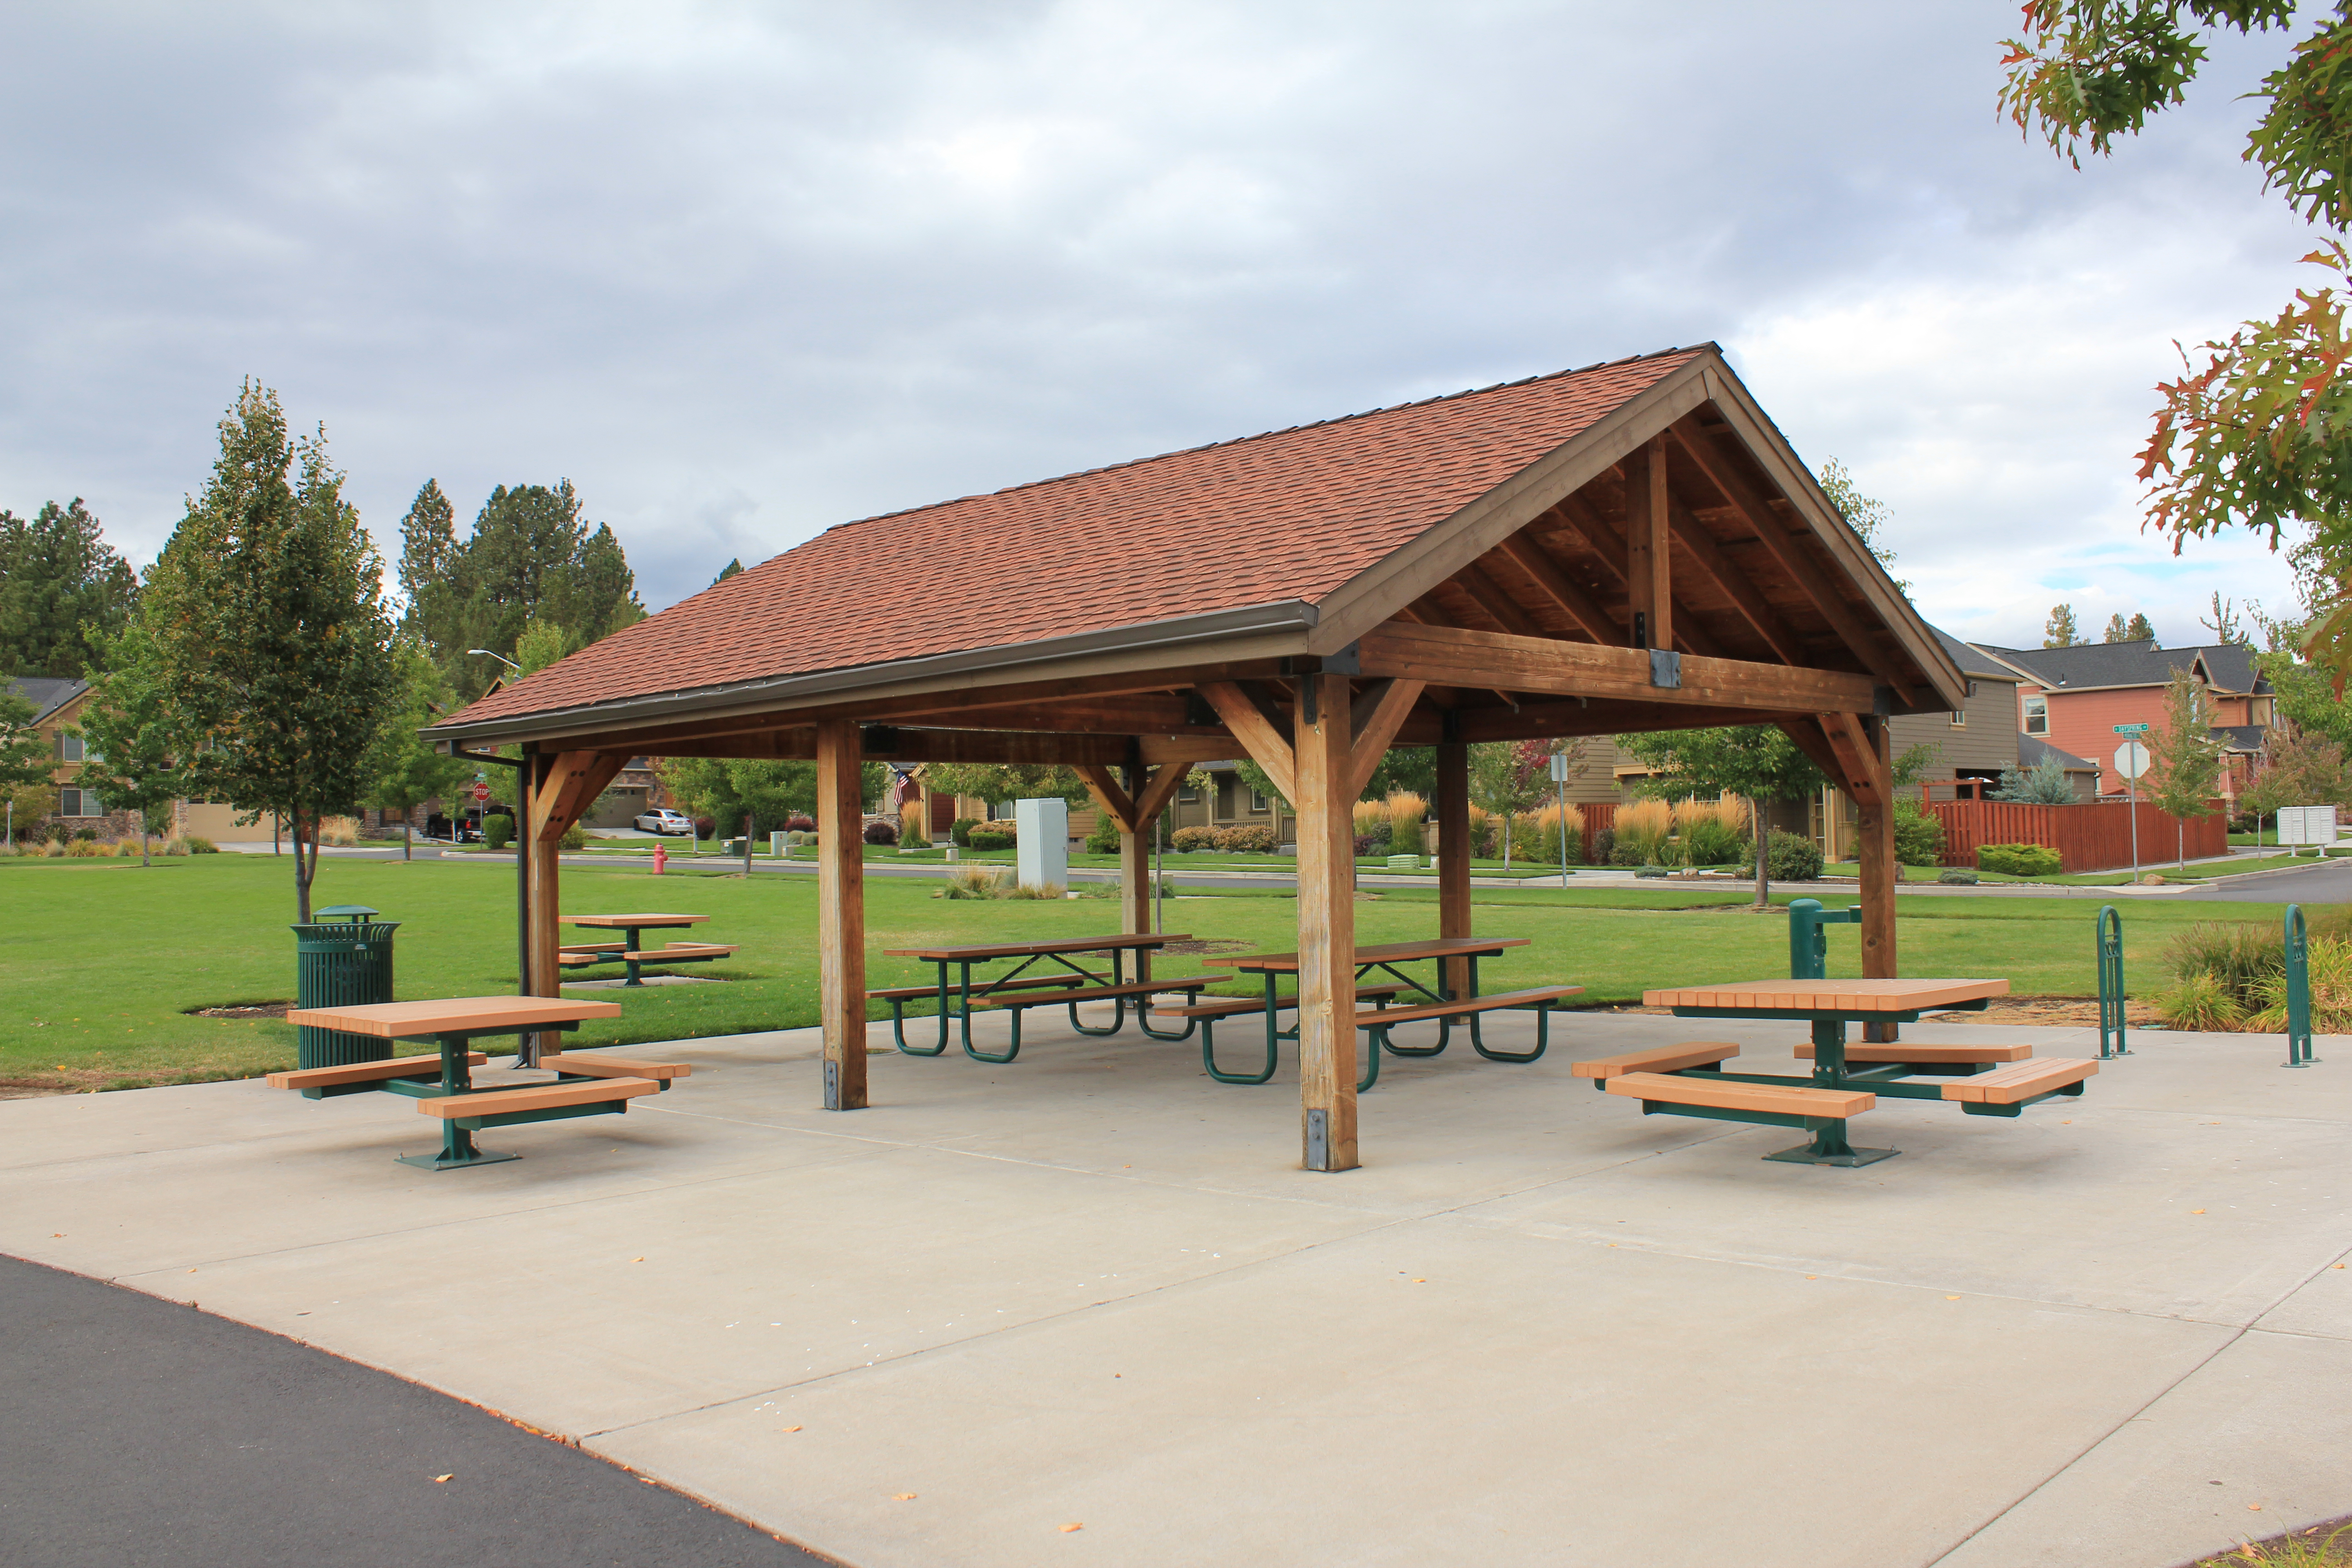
{"left": 450, "top": 347, "right": 1705, "bottom": 726}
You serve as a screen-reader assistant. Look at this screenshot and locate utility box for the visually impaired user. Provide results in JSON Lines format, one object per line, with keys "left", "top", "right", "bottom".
{"left": 290, "top": 905, "right": 401, "bottom": 1070}
{"left": 1015, "top": 798, "right": 1068, "bottom": 890}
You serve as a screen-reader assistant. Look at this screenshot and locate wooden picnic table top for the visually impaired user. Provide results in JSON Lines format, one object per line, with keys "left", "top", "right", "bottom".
{"left": 1204, "top": 936, "right": 1531, "bottom": 972}
{"left": 882, "top": 932, "right": 1194, "bottom": 962}
{"left": 284, "top": 996, "right": 623, "bottom": 1039}
{"left": 565, "top": 913, "right": 710, "bottom": 928}
{"left": 1641, "top": 977, "right": 2011, "bottom": 1014}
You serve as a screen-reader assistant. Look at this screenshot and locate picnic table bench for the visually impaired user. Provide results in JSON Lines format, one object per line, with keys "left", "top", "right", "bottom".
{"left": 270, "top": 996, "right": 689, "bottom": 1171}
{"left": 872, "top": 934, "right": 1217, "bottom": 1063}
{"left": 1200, "top": 937, "right": 1579, "bottom": 1089}
{"left": 559, "top": 914, "right": 736, "bottom": 986}
{"left": 1576, "top": 977, "right": 2092, "bottom": 1168}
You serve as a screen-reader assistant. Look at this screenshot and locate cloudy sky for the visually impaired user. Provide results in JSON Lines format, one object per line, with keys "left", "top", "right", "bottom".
{"left": 0, "top": 1, "right": 2323, "bottom": 648}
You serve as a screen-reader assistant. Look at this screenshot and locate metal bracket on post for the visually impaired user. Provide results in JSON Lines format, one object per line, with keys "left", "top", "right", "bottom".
{"left": 1322, "top": 642, "right": 1362, "bottom": 676}
{"left": 1648, "top": 649, "right": 1681, "bottom": 689}
{"left": 1298, "top": 676, "right": 1318, "bottom": 727}
{"left": 824, "top": 1058, "right": 842, "bottom": 1107}
{"left": 1306, "top": 1107, "right": 1329, "bottom": 1171}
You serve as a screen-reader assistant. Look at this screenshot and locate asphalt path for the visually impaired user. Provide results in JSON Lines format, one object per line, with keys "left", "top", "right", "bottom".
{"left": 0, "top": 1255, "right": 824, "bottom": 1568}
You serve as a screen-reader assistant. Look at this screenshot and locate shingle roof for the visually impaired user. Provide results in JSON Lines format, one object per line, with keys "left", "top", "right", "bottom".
{"left": 2018, "top": 734, "right": 2097, "bottom": 771}
{"left": 5, "top": 676, "right": 87, "bottom": 723}
{"left": 449, "top": 348, "right": 1710, "bottom": 728}
{"left": 1976, "top": 639, "right": 2270, "bottom": 694}
{"left": 2214, "top": 724, "right": 2266, "bottom": 752}
{"left": 1930, "top": 627, "right": 2012, "bottom": 682}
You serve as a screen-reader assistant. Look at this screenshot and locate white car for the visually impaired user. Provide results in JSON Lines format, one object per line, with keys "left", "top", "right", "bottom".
{"left": 634, "top": 808, "right": 695, "bottom": 836}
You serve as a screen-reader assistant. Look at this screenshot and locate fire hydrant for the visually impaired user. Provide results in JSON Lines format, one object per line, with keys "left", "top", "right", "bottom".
{"left": 652, "top": 842, "right": 667, "bottom": 875}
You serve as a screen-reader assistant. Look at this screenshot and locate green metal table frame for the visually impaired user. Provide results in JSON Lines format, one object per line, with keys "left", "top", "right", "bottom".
{"left": 883, "top": 942, "right": 1206, "bottom": 1064}
{"left": 1633, "top": 996, "right": 2091, "bottom": 1167}
{"left": 1210, "top": 947, "right": 1554, "bottom": 1089}
{"left": 298, "top": 1019, "right": 645, "bottom": 1171}
{"left": 564, "top": 920, "right": 716, "bottom": 986}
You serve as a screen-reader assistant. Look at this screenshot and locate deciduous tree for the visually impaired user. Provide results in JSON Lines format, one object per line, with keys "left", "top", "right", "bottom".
{"left": 72, "top": 621, "right": 186, "bottom": 866}
{"left": 144, "top": 383, "right": 395, "bottom": 920}
{"left": 2146, "top": 669, "right": 2226, "bottom": 867}
{"left": 363, "top": 637, "right": 472, "bottom": 861}
{"left": 1618, "top": 726, "right": 1824, "bottom": 908}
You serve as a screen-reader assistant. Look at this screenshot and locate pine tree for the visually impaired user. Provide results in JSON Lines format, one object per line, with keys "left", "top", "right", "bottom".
{"left": 2043, "top": 604, "right": 2080, "bottom": 647}
{"left": 144, "top": 383, "right": 396, "bottom": 920}
{"left": 2103, "top": 612, "right": 2130, "bottom": 642}
{"left": 0, "top": 499, "right": 139, "bottom": 678}
{"left": 713, "top": 558, "right": 744, "bottom": 585}
{"left": 2126, "top": 612, "right": 2156, "bottom": 642}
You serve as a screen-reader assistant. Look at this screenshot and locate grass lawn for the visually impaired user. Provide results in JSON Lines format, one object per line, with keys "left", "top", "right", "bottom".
{"left": 1, "top": 853, "right": 2283, "bottom": 1094}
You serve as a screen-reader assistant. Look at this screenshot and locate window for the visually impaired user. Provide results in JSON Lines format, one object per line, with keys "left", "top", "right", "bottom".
{"left": 2024, "top": 696, "right": 2048, "bottom": 735}
{"left": 1949, "top": 709, "right": 1966, "bottom": 728}
{"left": 1250, "top": 791, "right": 1269, "bottom": 813}
{"left": 1178, "top": 788, "right": 1198, "bottom": 804}
{"left": 58, "top": 788, "right": 103, "bottom": 817}
{"left": 58, "top": 732, "right": 84, "bottom": 762}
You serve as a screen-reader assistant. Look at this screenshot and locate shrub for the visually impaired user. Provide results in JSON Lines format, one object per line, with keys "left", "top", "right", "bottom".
{"left": 1892, "top": 800, "right": 1945, "bottom": 867}
{"left": 967, "top": 823, "right": 1017, "bottom": 852}
{"left": 1084, "top": 811, "right": 1122, "bottom": 853}
{"left": 1740, "top": 829, "right": 1824, "bottom": 882}
{"left": 2160, "top": 970, "right": 2247, "bottom": 1032}
{"left": 2248, "top": 936, "right": 2352, "bottom": 1033}
{"left": 1614, "top": 799, "right": 1674, "bottom": 866}
{"left": 185, "top": 836, "right": 217, "bottom": 854}
{"left": 1589, "top": 827, "right": 1614, "bottom": 866}
{"left": 41, "top": 838, "right": 64, "bottom": 857}
{"left": 45, "top": 823, "right": 70, "bottom": 845}
{"left": 560, "top": 822, "right": 588, "bottom": 851}
{"left": 1386, "top": 791, "right": 1426, "bottom": 858}
{"left": 901, "top": 800, "right": 931, "bottom": 849}
{"left": 1004, "top": 881, "right": 1062, "bottom": 900}
{"left": 1353, "top": 800, "right": 1387, "bottom": 836}
{"left": 785, "top": 813, "right": 816, "bottom": 832}
{"left": 1673, "top": 799, "right": 1743, "bottom": 866}
{"left": 949, "top": 817, "right": 977, "bottom": 846}
{"left": 864, "top": 818, "right": 898, "bottom": 845}
{"left": 65, "top": 838, "right": 105, "bottom": 857}
{"left": 1352, "top": 833, "right": 1377, "bottom": 858}
{"left": 1937, "top": 868, "right": 1978, "bottom": 885}
{"left": 162, "top": 838, "right": 191, "bottom": 857}
{"left": 72, "top": 826, "right": 98, "bottom": 843}
{"left": 318, "top": 816, "right": 361, "bottom": 847}
{"left": 691, "top": 815, "right": 715, "bottom": 840}
{"left": 1169, "top": 825, "right": 1220, "bottom": 853}
{"left": 1635, "top": 865, "right": 1669, "bottom": 878}
{"left": 483, "top": 815, "right": 514, "bottom": 850}
{"left": 1216, "top": 824, "right": 1277, "bottom": 853}
{"left": 940, "top": 865, "right": 1005, "bottom": 899}
{"left": 1976, "top": 843, "right": 2060, "bottom": 877}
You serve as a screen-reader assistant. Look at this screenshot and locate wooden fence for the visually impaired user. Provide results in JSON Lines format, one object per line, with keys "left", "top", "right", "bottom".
{"left": 1923, "top": 799, "right": 2227, "bottom": 873}
{"left": 1581, "top": 800, "right": 1616, "bottom": 863}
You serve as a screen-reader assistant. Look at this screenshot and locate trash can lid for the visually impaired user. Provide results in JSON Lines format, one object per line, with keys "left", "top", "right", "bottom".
{"left": 315, "top": 904, "right": 380, "bottom": 921}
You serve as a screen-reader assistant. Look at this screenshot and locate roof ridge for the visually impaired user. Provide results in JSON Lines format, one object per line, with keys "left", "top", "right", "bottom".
{"left": 822, "top": 343, "right": 1718, "bottom": 534}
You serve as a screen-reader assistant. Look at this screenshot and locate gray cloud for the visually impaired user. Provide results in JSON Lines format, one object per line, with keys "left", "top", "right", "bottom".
{"left": 0, "top": 1, "right": 2317, "bottom": 644}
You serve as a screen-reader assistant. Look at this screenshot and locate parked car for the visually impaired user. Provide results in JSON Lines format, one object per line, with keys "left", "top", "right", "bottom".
{"left": 634, "top": 808, "right": 695, "bottom": 836}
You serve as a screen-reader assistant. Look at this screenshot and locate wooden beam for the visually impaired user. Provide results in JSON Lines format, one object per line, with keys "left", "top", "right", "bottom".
{"left": 1493, "top": 534, "right": 1617, "bottom": 644}
{"left": 1294, "top": 671, "right": 1357, "bottom": 1172}
{"left": 1666, "top": 415, "right": 1906, "bottom": 693}
{"left": 526, "top": 751, "right": 623, "bottom": 842}
{"left": 1772, "top": 716, "right": 1846, "bottom": 783}
{"left": 1436, "top": 739, "right": 1472, "bottom": 999}
{"left": 1455, "top": 700, "right": 1763, "bottom": 743}
{"left": 816, "top": 718, "right": 867, "bottom": 1112}
{"left": 1356, "top": 621, "right": 1878, "bottom": 714}
{"left": 1450, "top": 561, "right": 1543, "bottom": 639}
{"left": 1822, "top": 711, "right": 1886, "bottom": 809}
{"left": 1132, "top": 760, "right": 1191, "bottom": 826}
{"left": 869, "top": 729, "right": 1135, "bottom": 766}
{"left": 1553, "top": 494, "right": 1725, "bottom": 658}
{"left": 1666, "top": 496, "right": 1809, "bottom": 665}
{"left": 1200, "top": 681, "right": 1296, "bottom": 801}
{"left": 1346, "top": 679, "right": 1425, "bottom": 801}
{"left": 1138, "top": 733, "right": 1248, "bottom": 765}
{"left": 1075, "top": 764, "right": 1138, "bottom": 833}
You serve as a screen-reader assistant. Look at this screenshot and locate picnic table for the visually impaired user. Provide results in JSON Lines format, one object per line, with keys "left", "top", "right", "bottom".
{"left": 872, "top": 933, "right": 1220, "bottom": 1063}
{"left": 1194, "top": 937, "right": 1579, "bottom": 1088}
{"left": 1574, "top": 977, "right": 2095, "bottom": 1168}
{"left": 560, "top": 912, "right": 737, "bottom": 986}
{"left": 268, "top": 996, "right": 689, "bottom": 1171}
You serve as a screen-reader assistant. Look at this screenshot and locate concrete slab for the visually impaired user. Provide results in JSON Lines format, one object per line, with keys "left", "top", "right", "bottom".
{"left": 3, "top": 1007, "right": 2346, "bottom": 1568}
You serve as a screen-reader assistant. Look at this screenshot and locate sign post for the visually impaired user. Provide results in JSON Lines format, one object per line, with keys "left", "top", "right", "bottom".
{"left": 1549, "top": 752, "right": 1573, "bottom": 883}
{"left": 2112, "top": 727, "right": 2151, "bottom": 880}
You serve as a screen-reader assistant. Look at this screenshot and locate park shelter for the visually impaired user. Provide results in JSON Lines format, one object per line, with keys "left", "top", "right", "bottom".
{"left": 425, "top": 343, "right": 1967, "bottom": 1171}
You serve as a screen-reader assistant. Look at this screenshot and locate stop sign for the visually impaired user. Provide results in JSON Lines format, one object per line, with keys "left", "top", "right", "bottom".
{"left": 471, "top": 782, "right": 492, "bottom": 803}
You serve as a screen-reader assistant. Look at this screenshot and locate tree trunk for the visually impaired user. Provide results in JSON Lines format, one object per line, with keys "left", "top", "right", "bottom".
{"left": 293, "top": 813, "right": 313, "bottom": 922}
{"left": 403, "top": 818, "right": 412, "bottom": 861}
{"left": 1753, "top": 801, "right": 1769, "bottom": 911}
{"left": 743, "top": 812, "right": 754, "bottom": 876}
{"left": 140, "top": 825, "right": 150, "bottom": 868}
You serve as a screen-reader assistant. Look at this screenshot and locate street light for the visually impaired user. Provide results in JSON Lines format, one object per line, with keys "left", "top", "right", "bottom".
{"left": 468, "top": 648, "right": 523, "bottom": 673}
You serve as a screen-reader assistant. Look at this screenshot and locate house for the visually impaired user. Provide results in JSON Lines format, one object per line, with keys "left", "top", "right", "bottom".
{"left": 2015, "top": 734, "right": 2102, "bottom": 801}
{"left": 1969, "top": 639, "right": 2271, "bottom": 799}
{"left": 5, "top": 676, "right": 109, "bottom": 831}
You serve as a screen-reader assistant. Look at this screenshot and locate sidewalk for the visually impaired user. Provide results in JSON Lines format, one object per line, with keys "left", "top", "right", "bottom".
{"left": 4, "top": 1009, "right": 2345, "bottom": 1567}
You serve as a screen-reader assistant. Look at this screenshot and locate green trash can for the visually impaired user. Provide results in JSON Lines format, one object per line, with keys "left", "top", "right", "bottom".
{"left": 291, "top": 904, "right": 402, "bottom": 1070}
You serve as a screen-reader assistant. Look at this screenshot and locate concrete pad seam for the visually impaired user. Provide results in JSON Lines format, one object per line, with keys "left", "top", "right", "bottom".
{"left": 1920, "top": 1325, "right": 2249, "bottom": 1568}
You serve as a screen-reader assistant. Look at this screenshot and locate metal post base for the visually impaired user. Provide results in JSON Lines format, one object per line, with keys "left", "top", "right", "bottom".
{"left": 397, "top": 1147, "right": 520, "bottom": 1171}
{"left": 1764, "top": 1142, "right": 1899, "bottom": 1168}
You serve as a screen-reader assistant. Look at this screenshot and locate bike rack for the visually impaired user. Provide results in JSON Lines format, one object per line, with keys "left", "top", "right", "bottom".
{"left": 2096, "top": 905, "right": 2130, "bottom": 1059}
{"left": 2284, "top": 904, "right": 2318, "bottom": 1068}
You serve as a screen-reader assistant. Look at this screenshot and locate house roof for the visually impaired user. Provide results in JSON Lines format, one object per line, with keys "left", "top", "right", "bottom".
{"left": 2018, "top": 733, "right": 2097, "bottom": 772}
{"left": 1931, "top": 627, "right": 2013, "bottom": 683}
{"left": 433, "top": 343, "right": 1965, "bottom": 747}
{"left": 5, "top": 676, "right": 87, "bottom": 724}
{"left": 1975, "top": 639, "right": 2270, "bottom": 695}
{"left": 2214, "top": 724, "right": 2266, "bottom": 753}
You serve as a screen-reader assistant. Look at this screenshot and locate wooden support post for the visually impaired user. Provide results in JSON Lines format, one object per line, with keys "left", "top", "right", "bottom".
{"left": 1118, "top": 765, "right": 1153, "bottom": 976}
{"left": 1436, "top": 738, "right": 1472, "bottom": 1000}
{"left": 1642, "top": 439, "right": 1671, "bottom": 652}
{"left": 1294, "top": 671, "right": 1357, "bottom": 1172}
{"left": 816, "top": 718, "right": 868, "bottom": 1110}
{"left": 1853, "top": 716, "right": 1899, "bottom": 1042}
{"left": 1623, "top": 447, "right": 1655, "bottom": 648}
{"left": 520, "top": 752, "right": 555, "bottom": 1064}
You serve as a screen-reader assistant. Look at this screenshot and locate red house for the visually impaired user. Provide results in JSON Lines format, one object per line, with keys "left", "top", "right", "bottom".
{"left": 1969, "top": 639, "right": 2271, "bottom": 800}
